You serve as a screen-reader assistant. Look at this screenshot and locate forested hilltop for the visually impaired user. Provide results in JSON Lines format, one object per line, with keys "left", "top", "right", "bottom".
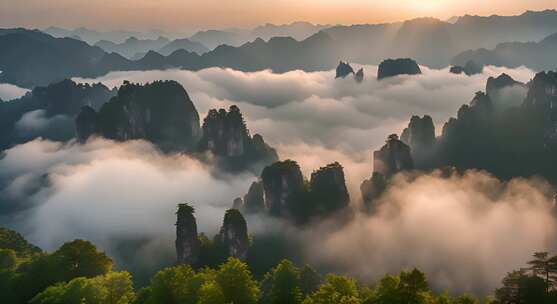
{"left": 2, "top": 214, "right": 557, "bottom": 304}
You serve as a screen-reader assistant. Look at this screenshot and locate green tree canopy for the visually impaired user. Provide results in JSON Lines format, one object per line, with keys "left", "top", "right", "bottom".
{"left": 29, "top": 271, "right": 135, "bottom": 304}
{"left": 215, "top": 257, "right": 259, "bottom": 304}
{"left": 306, "top": 274, "right": 361, "bottom": 304}
{"left": 197, "top": 281, "right": 226, "bottom": 304}
{"left": 264, "top": 259, "right": 303, "bottom": 304}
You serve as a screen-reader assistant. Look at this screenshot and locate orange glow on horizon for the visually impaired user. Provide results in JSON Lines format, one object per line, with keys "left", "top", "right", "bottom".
{"left": 0, "top": 0, "right": 556, "bottom": 32}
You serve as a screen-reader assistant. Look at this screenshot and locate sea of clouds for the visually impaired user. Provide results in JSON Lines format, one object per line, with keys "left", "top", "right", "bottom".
{"left": 1, "top": 64, "right": 553, "bottom": 292}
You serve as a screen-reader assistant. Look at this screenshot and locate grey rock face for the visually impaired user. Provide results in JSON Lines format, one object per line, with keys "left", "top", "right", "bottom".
{"left": 75, "top": 106, "right": 99, "bottom": 143}
{"left": 176, "top": 203, "right": 200, "bottom": 265}
{"left": 401, "top": 115, "right": 435, "bottom": 152}
{"left": 524, "top": 71, "right": 557, "bottom": 148}
{"left": 309, "top": 162, "right": 350, "bottom": 214}
{"left": 486, "top": 73, "right": 524, "bottom": 97}
{"left": 450, "top": 60, "right": 484, "bottom": 76}
{"left": 335, "top": 61, "right": 355, "bottom": 78}
{"left": 373, "top": 134, "right": 414, "bottom": 176}
{"left": 217, "top": 209, "right": 249, "bottom": 260}
{"left": 243, "top": 181, "right": 265, "bottom": 214}
{"left": 261, "top": 160, "right": 305, "bottom": 217}
{"left": 77, "top": 80, "right": 201, "bottom": 151}
{"left": 232, "top": 197, "right": 244, "bottom": 210}
{"left": 355, "top": 68, "right": 364, "bottom": 82}
{"left": 377, "top": 58, "right": 421, "bottom": 80}
{"left": 198, "top": 105, "right": 278, "bottom": 172}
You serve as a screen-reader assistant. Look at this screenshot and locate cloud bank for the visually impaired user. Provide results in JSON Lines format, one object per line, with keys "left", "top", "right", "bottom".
{"left": 302, "top": 170, "right": 557, "bottom": 294}
{"left": 75, "top": 64, "right": 536, "bottom": 199}
{"left": 0, "top": 138, "right": 256, "bottom": 274}
{"left": 1, "top": 64, "right": 552, "bottom": 292}
{"left": 0, "top": 82, "right": 29, "bottom": 101}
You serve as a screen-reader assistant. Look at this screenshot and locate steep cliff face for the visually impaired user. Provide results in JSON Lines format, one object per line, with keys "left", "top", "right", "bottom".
{"left": 176, "top": 203, "right": 201, "bottom": 265}
{"left": 449, "top": 60, "right": 483, "bottom": 76}
{"left": 75, "top": 106, "right": 99, "bottom": 143}
{"left": 243, "top": 181, "right": 265, "bottom": 214}
{"left": 360, "top": 172, "right": 388, "bottom": 212}
{"left": 335, "top": 61, "right": 355, "bottom": 78}
{"left": 355, "top": 68, "right": 364, "bottom": 82}
{"left": 524, "top": 71, "right": 557, "bottom": 113}
{"left": 34, "top": 79, "right": 113, "bottom": 117}
{"left": 248, "top": 160, "right": 352, "bottom": 222}
{"left": 401, "top": 115, "right": 435, "bottom": 153}
{"left": 486, "top": 73, "right": 523, "bottom": 97}
{"left": 373, "top": 134, "right": 414, "bottom": 176}
{"left": 309, "top": 162, "right": 350, "bottom": 215}
{"left": 377, "top": 58, "right": 421, "bottom": 80}
{"left": 261, "top": 160, "right": 305, "bottom": 217}
{"left": 217, "top": 209, "right": 249, "bottom": 260}
{"left": 198, "top": 105, "right": 278, "bottom": 172}
{"left": 77, "top": 80, "right": 201, "bottom": 151}
{"left": 442, "top": 91, "right": 494, "bottom": 140}
{"left": 523, "top": 71, "right": 557, "bottom": 149}
{"left": 232, "top": 197, "right": 244, "bottom": 210}
{"left": 1, "top": 79, "right": 114, "bottom": 149}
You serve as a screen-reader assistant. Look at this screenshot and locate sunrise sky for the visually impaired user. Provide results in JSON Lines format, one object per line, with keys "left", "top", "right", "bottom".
{"left": 1, "top": 0, "right": 557, "bottom": 32}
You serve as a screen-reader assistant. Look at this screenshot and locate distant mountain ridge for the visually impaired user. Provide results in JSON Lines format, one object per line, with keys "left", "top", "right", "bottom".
{"left": 5, "top": 10, "right": 557, "bottom": 87}
{"left": 94, "top": 36, "right": 171, "bottom": 58}
{"left": 0, "top": 29, "right": 340, "bottom": 87}
{"left": 93, "top": 36, "right": 210, "bottom": 59}
{"left": 452, "top": 31, "right": 557, "bottom": 71}
{"left": 322, "top": 9, "right": 557, "bottom": 68}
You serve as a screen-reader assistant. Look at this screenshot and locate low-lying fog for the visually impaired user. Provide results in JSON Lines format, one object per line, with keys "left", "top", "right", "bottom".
{"left": 2, "top": 64, "right": 554, "bottom": 294}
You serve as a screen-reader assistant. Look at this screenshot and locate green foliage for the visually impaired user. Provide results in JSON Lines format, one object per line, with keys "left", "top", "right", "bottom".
{"left": 0, "top": 248, "right": 17, "bottom": 269}
{"left": 197, "top": 281, "right": 226, "bottom": 304}
{"left": 494, "top": 252, "right": 557, "bottom": 304}
{"left": 51, "top": 239, "right": 113, "bottom": 282}
{"left": 0, "top": 226, "right": 42, "bottom": 258}
{"left": 306, "top": 274, "right": 361, "bottom": 304}
{"left": 2, "top": 239, "right": 113, "bottom": 304}
{"left": 177, "top": 203, "right": 195, "bottom": 216}
{"left": 263, "top": 260, "right": 303, "bottom": 304}
{"left": 29, "top": 271, "right": 135, "bottom": 304}
{"left": 527, "top": 252, "right": 557, "bottom": 290}
{"left": 452, "top": 294, "right": 480, "bottom": 304}
{"left": 216, "top": 257, "right": 260, "bottom": 304}
{"left": 367, "top": 269, "right": 432, "bottom": 304}
{"left": 147, "top": 265, "right": 204, "bottom": 304}
{"left": 299, "top": 265, "right": 322, "bottom": 296}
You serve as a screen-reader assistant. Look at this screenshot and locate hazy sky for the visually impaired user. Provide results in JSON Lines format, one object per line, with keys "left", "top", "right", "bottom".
{"left": 1, "top": 0, "right": 556, "bottom": 32}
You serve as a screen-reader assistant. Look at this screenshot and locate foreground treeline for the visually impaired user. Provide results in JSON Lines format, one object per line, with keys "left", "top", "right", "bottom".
{"left": 1, "top": 226, "right": 557, "bottom": 304}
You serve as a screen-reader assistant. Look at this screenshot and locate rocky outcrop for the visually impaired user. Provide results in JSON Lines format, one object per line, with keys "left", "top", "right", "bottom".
{"left": 400, "top": 115, "right": 435, "bottom": 152}
{"left": 360, "top": 172, "right": 388, "bottom": 212}
{"left": 373, "top": 134, "right": 413, "bottom": 176}
{"left": 261, "top": 160, "right": 305, "bottom": 217}
{"left": 217, "top": 209, "right": 249, "bottom": 260}
{"left": 335, "top": 61, "right": 355, "bottom": 78}
{"left": 75, "top": 106, "right": 99, "bottom": 143}
{"left": 486, "top": 73, "right": 524, "bottom": 97}
{"left": 449, "top": 60, "right": 483, "bottom": 76}
{"left": 243, "top": 181, "right": 265, "bottom": 214}
{"left": 1, "top": 79, "right": 114, "bottom": 149}
{"left": 76, "top": 80, "right": 201, "bottom": 151}
{"left": 449, "top": 66, "right": 465, "bottom": 74}
{"left": 524, "top": 71, "right": 557, "bottom": 112}
{"left": 176, "top": 203, "right": 200, "bottom": 265}
{"left": 198, "top": 105, "right": 278, "bottom": 172}
{"left": 377, "top": 58, "right": 421, "bottom": 80}
{"left": 309, "top": 162, "right": 350, "bottom": 215}
{"left": 355, "top": 68, "right": 364, "bottom": 82}
{"left": 523, "top": 71, "right": 557, "bottom": 148}
{"left": 232, "top": 198, "right": 244, "bottom": 210}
